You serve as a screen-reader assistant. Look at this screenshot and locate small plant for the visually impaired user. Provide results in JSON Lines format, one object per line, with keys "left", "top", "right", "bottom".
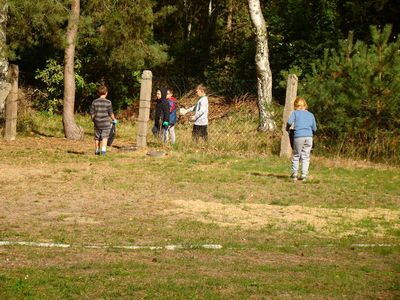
{"left": 34, "top": 58, "right": 96, "bottom": 114}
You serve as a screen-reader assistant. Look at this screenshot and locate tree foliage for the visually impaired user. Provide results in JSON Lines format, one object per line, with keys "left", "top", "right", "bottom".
{"left": 300, "top": 25, "right": 400, "bottom": 160}
{"left": 4, "top": 0, "right": 400, "bottom": 159}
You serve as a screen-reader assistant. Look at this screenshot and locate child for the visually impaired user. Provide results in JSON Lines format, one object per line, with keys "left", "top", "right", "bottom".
{"left": 90, "top": 85, "right": 117, "bottom": 155}
{"left": 163, "top": 88, "right": 178, "bottom": 144}
{"left": 186, "top": 84, "right": 208, "bottom": 141}
{"left": 153, "top": 88, "right": 170, "bottom": 137}
{"left": 286, "top": 97, "right": 317, "bottom": 181}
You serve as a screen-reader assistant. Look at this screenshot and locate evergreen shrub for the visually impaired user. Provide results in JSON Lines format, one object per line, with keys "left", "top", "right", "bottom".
{"left": 300, "top": 25, "right": 400, "bottom": 162}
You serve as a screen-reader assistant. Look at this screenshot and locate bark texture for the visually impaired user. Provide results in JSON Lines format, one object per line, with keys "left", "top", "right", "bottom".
{"left": 0, "top": 2, "right": 10, "bottom": 113}
{"left": 248, "top": 0, "right": 275, "bottom": 131}
{"left": 63, "top": 0, "right": 84, "bottom": 140}
{"left": 4, "top": 64, "right": 18, "bottom": 140}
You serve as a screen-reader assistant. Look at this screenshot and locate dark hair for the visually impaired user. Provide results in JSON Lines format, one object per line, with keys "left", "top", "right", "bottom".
{"left": 97, "top": 85, "right": 108, "bottom": 96}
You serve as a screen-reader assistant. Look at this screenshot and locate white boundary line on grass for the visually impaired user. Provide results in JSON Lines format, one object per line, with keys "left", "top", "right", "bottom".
{"left": 0, "top": 240, "right": 223, "bottom": 250}
{"left": 350, "top": 244, "right": 398, "bottom": 248}
{"left": 1, "top": 240, "right": 399, "bottom": 250}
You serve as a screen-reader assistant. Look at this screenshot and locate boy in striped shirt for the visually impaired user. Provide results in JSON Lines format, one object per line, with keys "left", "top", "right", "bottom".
{"left": 90, "top": 85, "right": 117, "bottom": 155}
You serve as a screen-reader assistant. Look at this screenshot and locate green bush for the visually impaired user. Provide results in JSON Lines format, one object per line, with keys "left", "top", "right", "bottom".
{"left": 34, "top": 59, "right": 96, "bottom": 114}
{"left": 300, "top": 25, "right": 400, "bottom": 162}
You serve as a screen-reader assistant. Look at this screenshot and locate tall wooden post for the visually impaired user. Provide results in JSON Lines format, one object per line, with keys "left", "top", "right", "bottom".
{"left": 279, "top": 74, "right": 297, "bottom": 158}
{"left": 136, "top": 70, "right": 152, "bottom": 148}
{"left": 4, "top": 64, "right": 18, "bottom": 141}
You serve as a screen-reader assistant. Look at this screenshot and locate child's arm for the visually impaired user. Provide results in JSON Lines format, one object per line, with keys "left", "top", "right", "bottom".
{"left": 90, "top": 103, "right": 95, "bottom": 121}
{"left": 162, "top": 100, "right": 170, "bottom": 126}
{"left": 286, "top": 111, "right": 295, "bottom": 131}
{"left": 312, "top": 115, "right": 317, "bottom": 134}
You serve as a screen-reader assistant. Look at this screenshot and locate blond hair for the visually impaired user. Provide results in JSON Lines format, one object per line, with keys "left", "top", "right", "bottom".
{"left": 294, "top": 97, "right": 308, "bottom": 110}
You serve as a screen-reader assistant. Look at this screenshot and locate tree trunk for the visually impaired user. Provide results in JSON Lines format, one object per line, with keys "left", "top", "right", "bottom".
{"left": 0, "top": 1, "right": 10, "bottom": 113}
{"left": 226, "top": 0, "right": 233, "bottom": 31}
{"left": 63, "top": 0, "right": 83, "bottom": 140}
{"left": 248, "top": 0, "right": 275, "bottom": 131}
{"left": 183, "top": 0, "right": 192, "bottom": 41}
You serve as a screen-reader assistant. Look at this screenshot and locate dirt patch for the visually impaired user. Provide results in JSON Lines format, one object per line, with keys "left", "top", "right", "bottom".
{"left": 165, "top": 200, "right": 400, "bottom": 236}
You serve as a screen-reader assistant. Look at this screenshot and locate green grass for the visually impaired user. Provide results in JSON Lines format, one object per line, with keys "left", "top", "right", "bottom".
{"left": 0, "top": 112, "right": 399, "bottom": 298}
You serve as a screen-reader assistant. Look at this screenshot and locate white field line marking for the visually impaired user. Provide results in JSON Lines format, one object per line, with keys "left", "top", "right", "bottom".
{"left": 0, "top": 241, "right": 397, "bottom": 250}
{"left": 0, "top": 241, "right": 70, "bottom": 248}
{"left": 350, "top": 244, "right": 398, "bottom": 248}
{"left": 0, "top": 240, "right": 223, "bottom": 250}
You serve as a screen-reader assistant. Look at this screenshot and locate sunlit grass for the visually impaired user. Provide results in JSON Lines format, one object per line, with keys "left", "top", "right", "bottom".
{"left": 0, "top": 111, "right": 398, "bottom": 298}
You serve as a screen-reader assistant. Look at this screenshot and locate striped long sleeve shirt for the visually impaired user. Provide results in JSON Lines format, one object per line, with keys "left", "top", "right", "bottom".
{"left": 90, "top": 98, "right": 113, "bottom": 129}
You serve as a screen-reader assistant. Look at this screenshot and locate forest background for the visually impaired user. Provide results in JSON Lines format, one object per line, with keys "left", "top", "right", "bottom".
{"left": 2, "top": 0, "right": 400, "bottom": 162}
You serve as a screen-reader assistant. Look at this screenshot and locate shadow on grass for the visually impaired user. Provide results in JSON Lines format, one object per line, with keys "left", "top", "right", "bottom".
{"left": 251, "top": 172, "right": 321, "bottom": 184}
{"left": 31, "top": 129, "right": 57, "bottom": 138}
{"left": 66, "top": 150, "right": 86, "bottom": 155}
{"left": 251, "top": 172, "right": 288, "bottom": 179}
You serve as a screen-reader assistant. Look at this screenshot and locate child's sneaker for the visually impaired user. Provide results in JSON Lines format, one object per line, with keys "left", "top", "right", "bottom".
{"left": 290, "top": 174, "right": 298, "bottom": 181}
{"left": 95, "top": 150, "right": 100, "bottom": 155}
{"left": 101, "top": 151, "right": 106, "bottom": 156}
{"left": 299, "top": 176, "right": 307, "bottom": 182}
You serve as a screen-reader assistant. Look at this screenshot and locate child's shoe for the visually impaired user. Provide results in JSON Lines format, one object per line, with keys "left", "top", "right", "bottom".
{"left": 95, "top": 150, "right": 100, "bottom": 155}
{"left": 299, "top": 176, "right": 307, "bottom": 182}
{"left": 290, "top": 174, "right": 298, "bottom": 181}
{"left": 101, "top": 150, "right": 106, "bottom": 156}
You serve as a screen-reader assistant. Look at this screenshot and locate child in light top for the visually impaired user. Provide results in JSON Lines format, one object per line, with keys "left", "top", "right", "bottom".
{"left": 286, "top": 97, "right": 317, "bottom": 181}
{"left": 186, "top": 84, "right": 209, "bottom": 141}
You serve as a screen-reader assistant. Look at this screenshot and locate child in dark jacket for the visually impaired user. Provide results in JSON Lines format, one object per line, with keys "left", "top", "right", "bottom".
{"left": 163, "top": 88, "right": 178, "bottom": 144}
{"left": 153, "top": 88, "right": 170, "bottom": 137}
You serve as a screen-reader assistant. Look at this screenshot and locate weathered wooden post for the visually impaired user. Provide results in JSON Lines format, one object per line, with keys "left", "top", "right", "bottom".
{"left": 4, "top": 64, "right": 18, "bottom": 141}
{"left": 136, "top": 70, "right": 152, "bottom": 148}
{"left": 279, "top": 74, "right": 298, "bottom": 158}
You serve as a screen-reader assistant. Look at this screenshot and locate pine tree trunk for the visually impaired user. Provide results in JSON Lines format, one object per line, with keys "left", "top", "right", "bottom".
{"left": 226, "top": 0, "right": 233, "bottom": 31}
{"left": 63, "top": 0, "right": 83, "bottom": 140}
{"left": 0, "top": 1, "right": 10, "bottom": 113}
{"left": 248, "top": 0, "right": 275, "bottom": 131}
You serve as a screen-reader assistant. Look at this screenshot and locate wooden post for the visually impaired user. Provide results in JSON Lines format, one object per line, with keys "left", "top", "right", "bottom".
{"left": 136, "top": 70, "right": 152, "bottom": 148}
{"left": 279, "top": 74, "right": 298, "bottom": 158}
{"left": 4, "top": 64, "right": 18, "bottom": 141}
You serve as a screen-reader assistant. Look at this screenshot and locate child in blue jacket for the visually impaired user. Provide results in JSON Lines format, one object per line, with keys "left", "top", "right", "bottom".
{"left": 163, "top": 88, "right": 178, "bottom": 144}
{"left": 286, "top": 97, "right": 317, "bottom": 181}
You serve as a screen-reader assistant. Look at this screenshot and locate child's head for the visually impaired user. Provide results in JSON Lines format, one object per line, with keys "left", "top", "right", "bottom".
{"left": 167, "top": 88, "right": 173, "bottom": 99}
{"left": 294, "top": 97, "right": 308, "bottom": 110}
{"left": 97, "top": 85, "right": 108, "bottom": 97}
{"left": 156, "top": 89, "right": 161, "bottom": 99}
{"left": 195, "top": 84, "right": 207, "bottom": 97}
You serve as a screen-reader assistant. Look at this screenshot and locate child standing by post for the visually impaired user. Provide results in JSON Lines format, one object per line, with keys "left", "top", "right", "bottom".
{"left": 286, "top": 97, "right": 317, "bottom": 181}
{"left": 186, "top": 84, "right": 208, "bottom": 141}
{"left": 163, "top": 88, "right": 178, "bottom": 144}
{"left": 90, "top": 85, "right": 117, "bottom": 155}
{"left": 153, "top": 88, "right": 170, "bottom": 137}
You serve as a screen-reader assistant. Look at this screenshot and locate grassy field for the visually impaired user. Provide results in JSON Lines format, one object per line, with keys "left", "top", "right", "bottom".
{"left": 0, "top": 114, "right": 399, "bottom": 299}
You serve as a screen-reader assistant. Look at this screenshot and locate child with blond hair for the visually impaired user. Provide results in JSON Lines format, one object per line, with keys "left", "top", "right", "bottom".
{"left": 286, "top": 97, "right": 317, "bottom": 181}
